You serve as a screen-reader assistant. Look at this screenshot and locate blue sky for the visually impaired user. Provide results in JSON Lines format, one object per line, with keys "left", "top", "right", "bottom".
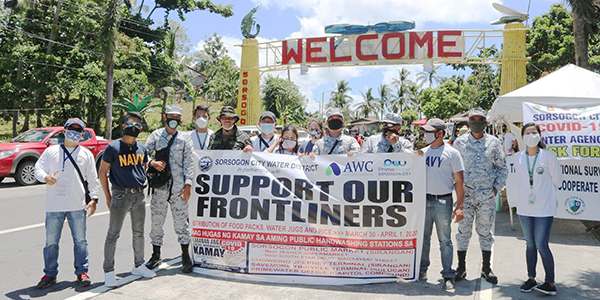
{"left": 147, "top": 0, "right": 558, "bottom": 114}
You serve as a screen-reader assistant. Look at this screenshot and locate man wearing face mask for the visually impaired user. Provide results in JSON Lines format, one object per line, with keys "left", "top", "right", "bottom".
{"left": 34, "top": 118, "right": 100, "bottom": 288}
{"left": 208, "top": 106, "right": 253, "bottom": 151}
{"left": 361, "top": 113, "right": 413, "bottom": 153}
{"left": 145, "top": 104, "right": 195, "bottom": 273}
{"left": 251, "top": 111, "right": 279, "bottom": 152}
{"left": 191, "top": 105, "right": 213, "bottom": 150}
{"left": 419, "top": 118, "right": 465, "bottom": 290}
{"left": 312, "top": 108, "right": 359, "bottom": 156}
{"left": 99, "top": 112, "right": 156, "bottom": 287}
{"left": 453, "top": 108, "right": 507, "bottom": 285}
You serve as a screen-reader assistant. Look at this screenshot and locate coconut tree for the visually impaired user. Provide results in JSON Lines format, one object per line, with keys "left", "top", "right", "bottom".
{"left": 355, "top": 88, "right": 378, "bottom": 118}
{"left": 101, "top": 0, "right": 122, "bottom": 139}
{"left": 327, "top": 80, "right": 353, "bottom": 109}
{"left": 565, "top": 0, "right": 600, "bottom": 69}
{"left": 377, "top": 84, "right": 392, "bottom": 119}
{"left": 391, "top": 68, "right": 415, "bottom": 113}
{"left": 416, "top": 64, "right": 443, "bottom": 88}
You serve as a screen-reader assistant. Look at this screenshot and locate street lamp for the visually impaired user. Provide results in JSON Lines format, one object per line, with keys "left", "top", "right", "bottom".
{"left": 321, "top": 89, "right": 335, "bottom": 119}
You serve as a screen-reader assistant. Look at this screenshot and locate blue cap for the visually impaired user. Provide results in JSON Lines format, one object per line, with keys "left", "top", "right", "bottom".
{"left": 64, "top": 118, "right": 85, "bottom": 129}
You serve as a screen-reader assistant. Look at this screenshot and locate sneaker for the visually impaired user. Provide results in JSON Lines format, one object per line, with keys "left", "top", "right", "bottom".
{"left": 131, "top": 264, "right": 156, "bottom": 278}
{"left": 519, "top": 278, "right": 537, "bottom": 293}
{"left": 77, "top": 272, "right": 91, "bottom": 287}
{"left": 442, "top": 278, "right": 455, "bottom": 290}
{"left": 104, "top": 271, "right": 117, "bottom": 288}
{"left": 36, "top": 276, "right": 57, "bottom": 289}
{"left": 418, "top": 272, "right": 427, "bottom": 281}
{"left": 534, "top": 282, "right": 557, "bottom": 296}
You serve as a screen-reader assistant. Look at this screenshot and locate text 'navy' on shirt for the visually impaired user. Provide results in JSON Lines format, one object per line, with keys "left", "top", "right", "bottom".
{"left": 102, "top": 140, "right": 148, "bottom": 189}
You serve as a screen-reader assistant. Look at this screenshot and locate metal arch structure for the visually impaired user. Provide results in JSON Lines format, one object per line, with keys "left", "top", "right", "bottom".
{"left": 235, "top": 25, "right": 528, "bottom": 126}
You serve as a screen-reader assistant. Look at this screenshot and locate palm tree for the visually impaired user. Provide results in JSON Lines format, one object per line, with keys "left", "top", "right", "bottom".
{"left": 101, "top": 0, "right": 123, "bottom": 140}
{"left": 390, "top": 68, "right": 415, "bottom": 113}
{"left": 406, "top": 85, "right": 423, "bottom": 119}
{"left": 416, "top": 64, "right": 443, "bottom": 88}
{"left": 355, "top": 88, "right": 378, "bottom": 118}
{"left": 565, "top": 0, "right": 599, "bottom": 69}
{"left": 327, "top": 80, "right": 353, "bottom": 109}
{"left": 377, "top": 84, "right": 392, "bottom": 119}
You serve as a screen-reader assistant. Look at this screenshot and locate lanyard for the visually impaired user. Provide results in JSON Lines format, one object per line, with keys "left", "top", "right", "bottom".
{"left": 195, "top": 130, "right": 208, "bottom": 150}
{"left": 62, "top": 146, "right": 79, "bottom": 172}
{"left": 259, "top": 136, "right": 273, "bottom": 151}
{"left": 526, "top": 150, "right": 539, "bottom": 189}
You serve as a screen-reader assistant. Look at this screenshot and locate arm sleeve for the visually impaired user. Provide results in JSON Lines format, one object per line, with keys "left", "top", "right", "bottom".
{"left": 85, "top": 151, "right": 100, "bottom": 199}
{"left": 360, "top": 137, "right": 373, "bottom": 153}
{"left": 548, "top": 152, "right": 563, "bottom": 190}
{"left": 313, "top": 141, "right": 322, "bottom": 155}
{"left": 350, "top": 138, "right": 360, "bottom": 152}
{"left": 102, "top": 144, "right": 114, "bottom": 163}
{"left": 451, "top": 150, "right": 465, "bottom": 173}
{"left": 493, "top": 139, "right": 508, "bottom": 191}
{"left": 34, "top": 148, "right": 50, "bottom": 182}
{"left": 145, "top": 131, "right": 157, "bottom": 157}
{"left": 183, "top": 137, "right": 194, "bottom": 186}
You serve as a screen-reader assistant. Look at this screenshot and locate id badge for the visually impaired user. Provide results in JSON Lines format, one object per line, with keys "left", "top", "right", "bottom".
{"left": 528, "top": 193, "right": 535, "bottom": 205}
{"left": 55, "top": 176, "right": 70, "bottom": 200}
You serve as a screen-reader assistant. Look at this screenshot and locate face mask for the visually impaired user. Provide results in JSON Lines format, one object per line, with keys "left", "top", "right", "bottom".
{"left": 282, "top": 139, "right": 297, "bottom": 149}
{"left": 167, "top": 118, "right": 180, "bottom": 129}
{"left": 469, "top": 122, "right": 486, "bottom": 133}
{"left": 328, "top": 119, "right": 343, "bottom": 130}
{"left": 222, "top": 124, "right": 235, "bottom": 131}
{"left": 124, "top": 126, "right": 141, "bottom": 137}
{"left": 196, "top": 117, "right": 208, "bottom": 129}
{"left": 310, "top": 129, "right": 321, "bottom": 138}
{"left": 65, "top": 130, "right": 82, "bottom": 143}
{"left": 383, "top": 128, "right": 399, "bottom": 135}
{"left": 524, "top": 133, "right": 541, "bottom": 148}
{"left": 424, "top": 132, "right": 437, "bottom": 144}
{"left": 260, "top": 123, "right": 275, "bottom": 135}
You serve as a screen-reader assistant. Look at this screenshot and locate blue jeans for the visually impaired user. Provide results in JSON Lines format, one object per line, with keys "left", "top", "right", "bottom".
{"left": 519, "top": 215, "right": 555, "bottom": 283}
{"left": 420, "top": 195, "right": 455, "bottom": 279}
{"left": 44, "top": 210, "right": 89, "bottom": 277}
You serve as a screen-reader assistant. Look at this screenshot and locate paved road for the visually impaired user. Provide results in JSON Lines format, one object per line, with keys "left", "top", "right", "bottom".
{"left": 0, "top": 178, "right": 182, "bottom": 300}
{"left": 1, "top": 179, "right": 599, "bottom": 300}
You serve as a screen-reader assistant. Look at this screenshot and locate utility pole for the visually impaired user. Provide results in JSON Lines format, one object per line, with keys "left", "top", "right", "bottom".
{"left": 46, "top": 0, "right": 62, "bottom": 54}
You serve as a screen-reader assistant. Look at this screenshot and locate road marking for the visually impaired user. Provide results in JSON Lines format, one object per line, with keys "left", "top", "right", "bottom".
{"left": 0, "top": 204, "right": 150, "bottom": 236}
{"left": 65, "top": 257, "right": 182, "bottom": 300}
{"left": 475, "top": 221, "right": 496, "bottom": 300}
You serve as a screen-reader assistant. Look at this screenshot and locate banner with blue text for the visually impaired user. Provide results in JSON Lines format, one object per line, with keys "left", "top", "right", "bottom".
{"left": 189, "top": 151, "right": 425, "bottom": 285}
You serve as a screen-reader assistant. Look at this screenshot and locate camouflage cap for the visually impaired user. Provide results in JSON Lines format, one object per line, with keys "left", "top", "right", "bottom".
{"left": 326, "top": 108, "right": 344, "bottom": 120}
{"left": 165, "top": 104, "right": 182, "bottom": 115}
{"left": 468, "top": 107, "right": 487, "bottom": 119}
{"left": 382, "top": 113, "right": 403, "bottom": 125}
{"left": 218, "top": 106, "right": 239, "bottom": 121}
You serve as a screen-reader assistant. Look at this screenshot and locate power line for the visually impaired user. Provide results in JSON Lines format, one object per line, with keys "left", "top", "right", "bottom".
{"left": 18, "top": 16, "right": 99, "bottom": 37}
{"left": 5, "top": 25, "right": 102, "bottom": 55}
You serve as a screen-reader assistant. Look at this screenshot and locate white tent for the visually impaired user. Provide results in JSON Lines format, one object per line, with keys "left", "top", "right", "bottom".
{"left": 488, "top": 64, "right": 600, "bottom": 123}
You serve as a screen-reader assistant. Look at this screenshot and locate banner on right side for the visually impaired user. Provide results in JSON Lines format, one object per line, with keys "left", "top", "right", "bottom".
{"left": 508, "top": 102, "right": 600, "bottom": 221}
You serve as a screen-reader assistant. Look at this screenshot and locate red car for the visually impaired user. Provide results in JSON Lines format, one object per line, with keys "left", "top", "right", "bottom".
{"left": 0, "top": 127, "right": 112, "bottom": 185}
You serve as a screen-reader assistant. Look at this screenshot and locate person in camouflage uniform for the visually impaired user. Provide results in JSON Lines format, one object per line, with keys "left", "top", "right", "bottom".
{"left": 361, "top": 113, "right": 413, "bottom": 153}
{"left": 453, "top": 108, "right": 507, "bottom": 284}
{"left": 208, "top": 106, "right": 252, "bottom": 151}
{"left": 144, "top": 104, "right": 195, "bottom": 273}
{"left": 312, "top": 108, "right": 359, "bottom": 156}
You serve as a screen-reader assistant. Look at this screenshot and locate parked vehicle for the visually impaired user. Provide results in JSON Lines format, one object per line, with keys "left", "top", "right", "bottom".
{"left": 0, "top": 127, "right": 111, "bottom": 185}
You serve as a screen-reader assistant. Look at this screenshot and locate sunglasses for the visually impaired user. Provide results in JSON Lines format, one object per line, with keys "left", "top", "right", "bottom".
{"left": 383, "top": 123, "right": 397, "bottom": 128}
{"left": 66, "top": 126, "right": 83, "bottom": 133}
{"left": 124, "top": 122, "right": 143, "bottom": 129}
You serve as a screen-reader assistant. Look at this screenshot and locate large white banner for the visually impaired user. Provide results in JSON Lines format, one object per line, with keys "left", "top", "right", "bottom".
{"left": 508, "top": 102, "right": 600, "bottom": 221}
{"left": 190, "top": 151, "right": 425, "bottom": 285}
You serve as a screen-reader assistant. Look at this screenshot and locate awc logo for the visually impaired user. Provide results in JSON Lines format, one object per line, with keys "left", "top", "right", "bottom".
{"left": 326, "top": 161, "right": 374, "bottom": 176}
{"left": 384, "top": 159, "right": 407, "bottom": 167}
{"left": 326, "top": 163, "right": 342, "bottom": 176}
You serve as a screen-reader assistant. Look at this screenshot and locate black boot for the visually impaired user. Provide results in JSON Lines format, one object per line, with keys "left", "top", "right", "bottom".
{"left": 481, "top": 250, "right": 498, "bottom": 284}
{"left": 181, "top": 244, "right": 193, "bottom": 273}
{"left": 145, "top": 245, "right": 161, "bottom": 269}
{"left": 455, "top": 251, "right": 467, "bottom": 282}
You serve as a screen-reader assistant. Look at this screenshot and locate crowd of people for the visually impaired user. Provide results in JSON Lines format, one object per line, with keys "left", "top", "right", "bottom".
{"left": 33, "top": 104, "right": 562, "bottom": 296}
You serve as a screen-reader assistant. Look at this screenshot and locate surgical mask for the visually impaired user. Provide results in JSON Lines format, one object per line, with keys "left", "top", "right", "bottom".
{"left": 260, "top": 123, "right": 275, "bottom": 135}
{"left": 166, "top": 118, "right": 180, "bottom": 129}
{"left": 469, "top": 122, "right": 486, "bottom": 133}
{"left": 328, "top": 119, "right": 343, "bottom": 130}
{"left": 65, "top": 130, "right": 82, "bottom": 143}
{"left": 282, "top": 139, "right": 297, "bottom": 149}
{"left": 424, "top": 132, "right": 437, "bottom": 144}
{"left": 123, "top": 126, "right": 141, "bottom": 137}
{"left": 524, "top": 133, "right": 541, "bottom": 148}
{"left": 222, "top": 124, "right": 235, "bottom": 131}
{"left": 196, "top": 117, "right": 208, "bottom": 129}
{"left": 310, "top": 129, "right": 321, "bottom": 138}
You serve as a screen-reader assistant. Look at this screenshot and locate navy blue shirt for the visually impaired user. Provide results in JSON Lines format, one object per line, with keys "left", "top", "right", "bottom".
{"left": 102, "top": 140, "right": 148, "bottom": 188}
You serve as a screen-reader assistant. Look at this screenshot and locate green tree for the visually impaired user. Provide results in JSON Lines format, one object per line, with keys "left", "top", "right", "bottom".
{"left": 376, "top": 83, "right": 392, "bottom": 119}
{"left": 565, "top": 0, "right": 600, "bottom": 69}
{"left": 355, "top": 88, "right": 378, "bottom": 119}
{"left": 450, "top": 46, "right": 500, "bottom": 110}
{"left": 326, "top": 79, "right": 353, "bottom": 119}
{"left": 261, "top": 74, "right": 306, "bottom": 119}
{"left": 420, "top": 79, "right": 465, "bottom": 120}
{"left": 416, "top": 64, "right": 443, "bottom": 88}
{"left": 400, "top": 109, "right": 418, "bottom": 125}
{"left": 390, "top": 67, "right": 415, "bottom": 112}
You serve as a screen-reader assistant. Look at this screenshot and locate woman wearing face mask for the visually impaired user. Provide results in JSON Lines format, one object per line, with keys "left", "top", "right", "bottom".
{"left": 267, "top": 126, "right": 299, "bottom": 155}
{"left": 514, "top": 123, "right": 562, "bottom": 296}
{"left": 299, "top": 118, "right": 323, "bottom": 154}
